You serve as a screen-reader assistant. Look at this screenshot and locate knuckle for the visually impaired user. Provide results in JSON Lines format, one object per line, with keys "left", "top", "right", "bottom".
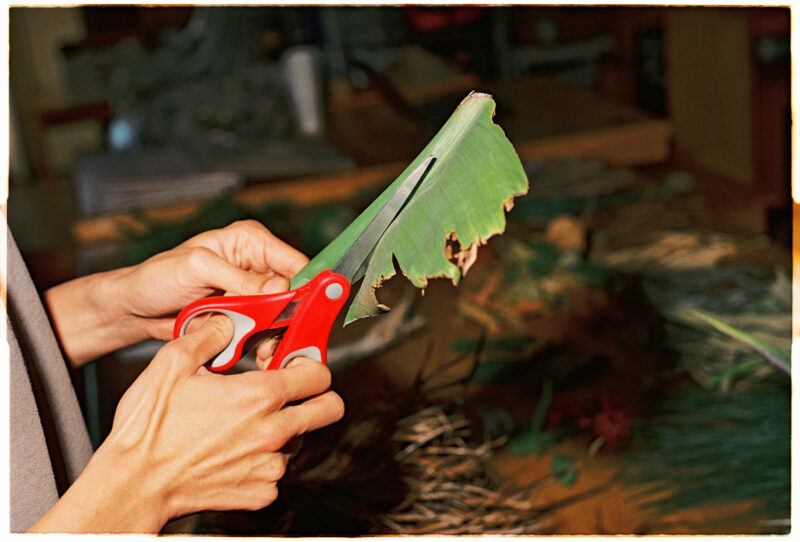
{"left": 261, "top": 422, "right": 286, "bottom": 451}
{"left": 265, "top": 455, "right": 288, "bottom": 481}
{"left": 253, "top": 391, "right": 281, "bottom": 415}
{"left": 238, "top": 271, "right": 261, "bottom": 295}
{"left": 186, "top": 247, "right": 213, "bottom": 270}
{"left": 230, "top": 219, "right": 264, "bottom": 235}
{"left": 263, "top": 415, "right": 293, "bottom": 450}
{"left": 260, "top": 424, "right": 279, "bottom": 449}
{"left": 158, "top": 340, "right": 185, "bottom": 359}
{"left": 238, "top": 374, "right": 280, "bottom": 413}
{"left": 261, "top": 377, "right": 287, "bottom": 409}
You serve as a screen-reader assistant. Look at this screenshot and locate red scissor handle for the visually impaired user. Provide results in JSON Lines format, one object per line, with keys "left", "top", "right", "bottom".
{"left": 173, "top": 270, "right": 350, "bottom": 372}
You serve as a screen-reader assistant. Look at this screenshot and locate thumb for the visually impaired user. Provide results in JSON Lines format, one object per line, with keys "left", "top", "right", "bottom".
{"left": 196, "top": 250, "right": 289, "bottom": 295}
{"left": 166, "top": 314, "right": 234, "bottom": 376}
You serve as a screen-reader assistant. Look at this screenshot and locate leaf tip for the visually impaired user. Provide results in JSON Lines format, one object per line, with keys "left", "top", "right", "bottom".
{"left": 460, "top": 90, "right": 494, "bottom": 108}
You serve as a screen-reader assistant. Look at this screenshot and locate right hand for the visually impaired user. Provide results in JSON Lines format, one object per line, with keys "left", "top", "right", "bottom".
{"left": 102, "top": 315, "right": 345, "bottom": 524}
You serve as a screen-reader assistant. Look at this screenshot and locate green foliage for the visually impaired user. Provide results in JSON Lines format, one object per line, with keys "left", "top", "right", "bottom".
{"left": 500, "top": 238, "right": 563, "bottom": 281}
{"left": 677, "top": 307, "right": 790, "bottom": 376}
{"left": 501, "top": 371, "right": 577, "bottom": 484}
{"left": 292, "top": 93, "right": 529, "bottom": 324}
{"left": 551, "top": 452, "right": 580, "bottom": 486}
{"left": 615, "top": 258, "right": 791, "bottom": 528}
{"left": 623, "top": 384, "right": 790, "bottom": 523}
{"left": 495, "top": 237, "right": 612, "bottom": 308}
{"left": 642, "top": 265, "right": 790, "bottom": 391}
{"left": 508, "top": 381, "right": 558, "bottom": 455}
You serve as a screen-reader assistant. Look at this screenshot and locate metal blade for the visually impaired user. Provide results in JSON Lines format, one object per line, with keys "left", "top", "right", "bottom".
{"left": 334, "top": 155, "right": 435, "bottom": 282}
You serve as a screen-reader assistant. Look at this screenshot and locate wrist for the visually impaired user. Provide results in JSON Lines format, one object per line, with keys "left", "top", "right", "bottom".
{"left": 30, "top": 442, "right": 171, "bottom": 533}
{"left": 93, "top": 440, "right": 173, "bottom": 530}
{"left": 45, "top": 267, "right": 150, "bottom": 366}
{"left": 87, "top": 266, "right": 138, "bottom": 323}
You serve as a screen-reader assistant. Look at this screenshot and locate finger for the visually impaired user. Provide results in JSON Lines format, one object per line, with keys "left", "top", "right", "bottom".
{"left": 144, "top": 317, "right": 176, "bottom": 341}
{"left": 257, "top": 240, "right": 308, "bottom": 278}
{"left": 258, "top": 453, "right": 289, "bottom": 483}
{"left": 263, "top": 276, "right": 289, "bottom": 294}
{"left": 184, "top": 312, "right": 212, "bottom": 333}
{"left": 185, "top": 221, "right": 309, "bottom": 278}
{"left": 266, "top": 391, "right": 345, "bottom": 450}
{"left": 229, "top": 356, "right": 332, "bottom": 407}
{"left": 255, "top": 338, "right": 279, "bottom": 370}
{"left": 188, "top": 248, "right": 289, "bottom": 296}
{"left": 231, "top": 222, "right": 309, "bottom": 278}
{"left": 271, "top": 357, "right": 332, "bottom": 403}
{"left": 226, "top": 275, "right": 287, "bottom": 296}
{"left": 166, "top": 314, "right": 234, "bottom": 375}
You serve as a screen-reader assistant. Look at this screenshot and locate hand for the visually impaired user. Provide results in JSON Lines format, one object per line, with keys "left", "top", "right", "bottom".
{"left": 46, "top": 220, "right": 309, "bottom": 366}
{"left": 31, "top": 316, "right": 345, "bottom": 533}
{"left": 117, "top": 219, "right": 309, "bottom": 341}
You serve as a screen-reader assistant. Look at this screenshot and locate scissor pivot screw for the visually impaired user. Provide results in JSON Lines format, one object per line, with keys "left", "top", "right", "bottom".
{"left": 325, "top": 283, "right": 344, "bottom": 300}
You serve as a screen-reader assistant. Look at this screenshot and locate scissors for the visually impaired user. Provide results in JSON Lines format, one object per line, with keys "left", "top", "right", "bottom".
{"left": 173, "top": 156, "right": 436, "bottom": 373}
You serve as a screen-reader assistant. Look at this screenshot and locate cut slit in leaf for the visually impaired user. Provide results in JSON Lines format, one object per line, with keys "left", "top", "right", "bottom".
{"left": 291, "top": 91, "right": 529, "bottom": 324}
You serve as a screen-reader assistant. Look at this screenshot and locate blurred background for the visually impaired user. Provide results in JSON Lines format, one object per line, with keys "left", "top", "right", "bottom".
{"left": 7, "top": 5, "right": 791, "bottom": 536}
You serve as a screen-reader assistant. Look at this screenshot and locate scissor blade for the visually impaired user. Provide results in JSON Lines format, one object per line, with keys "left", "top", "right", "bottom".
{"left": 334, "top": 155, "right": 435, "bottom": 282}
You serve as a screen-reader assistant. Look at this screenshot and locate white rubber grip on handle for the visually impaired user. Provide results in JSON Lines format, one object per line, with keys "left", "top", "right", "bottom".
{"left": 178, "top": 309, "right": 256, "bottom": 369}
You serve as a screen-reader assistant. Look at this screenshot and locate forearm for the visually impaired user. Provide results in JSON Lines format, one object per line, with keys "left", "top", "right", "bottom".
{"left": 29, "top": 444, "right": 170, "bottom": 533}
{"left": 45, "top": 267, "right": 148, "bottom": 367}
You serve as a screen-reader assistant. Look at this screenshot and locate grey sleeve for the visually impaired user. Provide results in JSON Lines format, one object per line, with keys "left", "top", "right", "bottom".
{"left": 7, "top": 232, "right": 94, "bottom": 531}
{"left": 9, "top": 321, "right": 59, "bottom": 532}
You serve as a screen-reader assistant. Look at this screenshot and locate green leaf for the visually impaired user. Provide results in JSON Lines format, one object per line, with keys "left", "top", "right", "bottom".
{"left": 291, "top": 92, "right": 528, "bottom": 324}
{"left": 508, "top": 431, "right": 556, "bottom": 455}
{"left": 507, "top": 381, "right": 555, "bottom": 454}
{"left": 551, "top": 452, "right": 580, "bottom": 486}
{"left": 530, "top": 380, "right": 553, "bottom": 431}
{"left": 677, "top": 307, "right": 791, "bottom": 376}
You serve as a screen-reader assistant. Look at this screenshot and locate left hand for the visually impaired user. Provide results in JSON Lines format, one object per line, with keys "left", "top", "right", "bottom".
{"left": 46, "top": 220, "right": 309, "bottom": 366}
{"left": 115, "top": 220, "right": 308, "bottom": 341}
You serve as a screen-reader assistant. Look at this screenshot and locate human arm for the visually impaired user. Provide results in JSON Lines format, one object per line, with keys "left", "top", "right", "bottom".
{"left": 29, "top": 316, "right": 344, "bottom": 533}
{"left": 45, "top": 220, "right": 308, "bottom": 367}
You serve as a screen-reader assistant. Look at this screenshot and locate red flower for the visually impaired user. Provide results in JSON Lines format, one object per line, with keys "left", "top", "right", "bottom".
{"left": 592, "top": 395, "right": 631, "bottom": 446}
{"left": 546, "top": 390, "right": 632, "bottom": 447}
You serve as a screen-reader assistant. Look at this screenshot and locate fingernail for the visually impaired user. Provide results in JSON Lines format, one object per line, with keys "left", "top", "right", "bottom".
{"left": 262, "top": 277, "right": 289, "bottom": 294}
